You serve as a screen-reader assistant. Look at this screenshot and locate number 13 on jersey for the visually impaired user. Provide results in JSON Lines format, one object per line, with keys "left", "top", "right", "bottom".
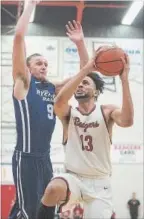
{"left": 80, "top": 135, "right": 93, "bottom": 151}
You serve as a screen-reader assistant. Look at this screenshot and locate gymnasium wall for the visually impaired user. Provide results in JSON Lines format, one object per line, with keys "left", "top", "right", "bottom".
{"left": 2, "top": 23, "right": 143, "bottom": 39}
{"left": 1, "top": 35, "right": 143, "bottom": 218}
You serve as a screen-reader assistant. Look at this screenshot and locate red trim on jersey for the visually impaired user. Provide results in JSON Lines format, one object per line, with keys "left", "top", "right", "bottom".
{"left": 62, "top": 106, "right": 72, "bottom": 145}
{"left": 76, "top": 104, "right": 96, "bottom": 115}
{"left": 100, "top": 105, "right": 112, "bottom": 144}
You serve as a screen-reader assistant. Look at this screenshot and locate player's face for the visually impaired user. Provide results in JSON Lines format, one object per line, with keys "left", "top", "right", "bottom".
{"left": 132, "top": 192, "right": 136, "bottom": 199}
{"left": 75, "top": 76, "right": 97, "bottom": 102}
{"left": 29, "top": 56, "right": 48, "bottom": 80}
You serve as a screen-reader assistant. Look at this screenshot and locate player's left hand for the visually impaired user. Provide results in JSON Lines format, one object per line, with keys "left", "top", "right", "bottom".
{"left": 119, "top": 54, "right": 130, "bottom": 81}
{"left": 66, "top": 20, "right": 84, "bottom": 44}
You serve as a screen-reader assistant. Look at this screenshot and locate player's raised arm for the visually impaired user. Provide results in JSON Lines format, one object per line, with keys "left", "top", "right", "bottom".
{"left": 66, "top": 20, "right": 89, "bottom": 68}
{"left": 13, "top": 0, "right": 40, "bottom": 100}
{"left": 54, "top": 57, "right": 97, "bottom": 120}
{"left": 110, "top": 55, "right": 134, "bottom": 127}
{"left": 53, "top": 21, "right": 89, "bottom": 94}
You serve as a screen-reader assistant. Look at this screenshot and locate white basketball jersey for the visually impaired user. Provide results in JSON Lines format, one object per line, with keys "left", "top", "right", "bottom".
{"left": 65, "top": 104, "right": 112, "bottom": 179}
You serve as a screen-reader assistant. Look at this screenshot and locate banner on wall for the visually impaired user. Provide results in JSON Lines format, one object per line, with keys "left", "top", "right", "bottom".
{"left": 63, "top": 40, "right": 80, "bottom": 79}
{"left": 2, "top": 142, "right": 143, "bottom": 166}
{"left": 53, "top": 163, "right": 65, "bottom": 176}
{"left": 1, "top": 165, "right": 13, "bottom": 184}
{"left": 111, "top": 143, "right": 143, "bottom": 164}
{"left": 1, "top": 52, "right": 12, "bottom": 66}
{"left": 63, "top": 40, "right": 80, "bottom": 62}
{"left": 115, "top": 39, "right": 143, "bottom": 84}
{"left": 1, "top": 143, "right": 143, "bottom": 184}
{"left": 63, "top": 62, "right": 80, "bottom": 79}
{"left": 1, "top": 143, "right": 14, "bottom": 164}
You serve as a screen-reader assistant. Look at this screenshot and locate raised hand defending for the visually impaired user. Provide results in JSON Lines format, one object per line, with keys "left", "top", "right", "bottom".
{"left": 66, "top": 20, "right": 84, "bottom": 43}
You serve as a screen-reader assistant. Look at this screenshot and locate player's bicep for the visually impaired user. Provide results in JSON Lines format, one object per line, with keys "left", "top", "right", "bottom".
{"left": 110, "top": 108, "right": 124, "bottom": 126}
{"left": 103, "top": 104, "right": 121, "bottom": 126}
{"left": 12, "top": 35, "right": 30, "bottom": 88}
{"left": 13, "top": 76, "right": 31, "bottom": 100}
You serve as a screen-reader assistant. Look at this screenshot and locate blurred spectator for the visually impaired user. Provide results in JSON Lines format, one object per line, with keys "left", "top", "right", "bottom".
{"left": 127, "top": 192, "right": 140, "bottom": 219}
{"left": 111, "top": 211, "right": 116, "bottom": 219}
{"left": 73, "top": 204, "right": 84, "bottom": 219}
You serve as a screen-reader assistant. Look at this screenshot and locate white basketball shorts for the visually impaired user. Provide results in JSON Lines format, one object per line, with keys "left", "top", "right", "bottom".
{"left": 54, "top": 172, "right": 113, "bottom": 219}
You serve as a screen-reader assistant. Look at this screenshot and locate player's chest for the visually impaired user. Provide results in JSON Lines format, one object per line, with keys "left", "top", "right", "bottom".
{"left": 72, "top": 114, "right": 104, "bottom": 134}
{"left": 35, "top": 86, "right": 55, "bottom": 103}
{"left": 28, "top": 87, "right": 56, "bottom": 121}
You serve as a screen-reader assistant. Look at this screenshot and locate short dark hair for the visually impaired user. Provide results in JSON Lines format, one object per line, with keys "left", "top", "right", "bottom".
{"left": 88, "top": 72, "right": 105, "bottom": 93}
{"left": 26, "top": 53, "right": 42, "bottom": 66}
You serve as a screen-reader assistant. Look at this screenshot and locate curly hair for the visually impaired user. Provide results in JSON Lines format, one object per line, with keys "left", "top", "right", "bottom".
{"left": 88, "top": 72, "right": 105, "bottom": 93}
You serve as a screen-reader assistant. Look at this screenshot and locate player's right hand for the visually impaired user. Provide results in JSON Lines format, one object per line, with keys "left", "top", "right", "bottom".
{"left": 65, "top": 20, "right": 84, "bottom": 44}
{"left": 84, "top": 56, "right": 98, "bottom": 73}
{"left": 88, "top": 46, "right": 105, "bottom": 72}
{"left": 29, "top": 0, "right": 41, "bottom": 5}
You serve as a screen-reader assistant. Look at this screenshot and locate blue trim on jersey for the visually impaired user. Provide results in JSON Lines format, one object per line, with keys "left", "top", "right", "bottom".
{"left": 24, "top": 99, "right": 31, "bottom": 153}
{"left": 16, "top": 151, "right": 29, "bottom": 218}
{"left": 17, "top": 100, "right": 30, "bottom": 153}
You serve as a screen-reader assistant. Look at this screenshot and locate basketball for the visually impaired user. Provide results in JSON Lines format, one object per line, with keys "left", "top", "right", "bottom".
{"left": 95, "top": 46, "right": 126, "bottom": 76}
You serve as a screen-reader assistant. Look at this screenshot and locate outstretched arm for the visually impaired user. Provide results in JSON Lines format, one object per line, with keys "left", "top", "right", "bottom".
{"left": 13, "top": 0, "right": 40, "bottom": 100}
{"left": 54, "top": 20, "right": 89, "bottom": 94}
{"left": 110, "top": 55, "right": 134, "bottom": 127}
{"left": 53, "top": 78, "right": 73, "bottom": 95}
{"left": 54, "top": 55, "right": 98, "bottom": 120}
{"left": 66, "top": 20, "right": 89, "bottom": 68}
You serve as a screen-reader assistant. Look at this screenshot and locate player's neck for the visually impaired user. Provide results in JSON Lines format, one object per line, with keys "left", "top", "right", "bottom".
{"left": 32, "top": 74, "right": 48, "bottom": 82}
{"left": 78, "top": 100, "right": 96, "bottom": 114}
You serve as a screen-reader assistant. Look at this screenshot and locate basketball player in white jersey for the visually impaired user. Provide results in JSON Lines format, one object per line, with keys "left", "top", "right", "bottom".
{"left": 37, "top": 46, "right": 134, "bottom": 219}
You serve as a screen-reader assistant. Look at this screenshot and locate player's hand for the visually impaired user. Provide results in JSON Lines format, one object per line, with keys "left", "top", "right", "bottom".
{"left": 84, "top": 48, "right": 102, "bottom": 72}
{"left": 66, "top": 20, "right": 84, "bottom": 44}
{"left": 119, "top": 54, "right": 130, "bottom": 81}
{"left": 28, "top": 0, "right": 41, "bottom": 5}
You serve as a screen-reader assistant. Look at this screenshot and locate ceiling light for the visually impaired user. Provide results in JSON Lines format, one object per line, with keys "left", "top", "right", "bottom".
{"left": 122, "top": 1, "right": 143, "bottom": 25}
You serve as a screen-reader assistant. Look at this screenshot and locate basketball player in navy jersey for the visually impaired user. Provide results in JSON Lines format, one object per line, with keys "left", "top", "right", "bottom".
{"left": 9, "top": 0, "right": 89, "bottom": 219}
{"left": 36, "top": 46, "right": 134, "bottom": 218}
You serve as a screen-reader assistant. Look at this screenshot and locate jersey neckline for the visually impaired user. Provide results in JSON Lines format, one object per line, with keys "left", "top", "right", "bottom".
{"left": 76, "top": 104, "right": 96, "bottom": 116}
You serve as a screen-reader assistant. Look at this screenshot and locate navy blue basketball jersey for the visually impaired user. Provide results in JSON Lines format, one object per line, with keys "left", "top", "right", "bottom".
{"left": 13, "top": 76, "right": 56, "bottom": 154}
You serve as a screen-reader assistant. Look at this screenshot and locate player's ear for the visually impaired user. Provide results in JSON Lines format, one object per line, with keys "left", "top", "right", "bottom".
{"left": 94, "top": 90, "right": 99, "bottom": 97}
